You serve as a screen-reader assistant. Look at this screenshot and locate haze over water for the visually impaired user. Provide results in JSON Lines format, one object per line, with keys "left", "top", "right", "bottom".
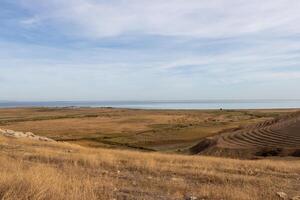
{"left": 1, "top": 100, "right": 300, "bottom": 109}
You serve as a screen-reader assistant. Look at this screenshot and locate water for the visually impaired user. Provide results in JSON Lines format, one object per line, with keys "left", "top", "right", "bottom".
{"left": 1, "top": 100, "right": 300, "bottom": 109}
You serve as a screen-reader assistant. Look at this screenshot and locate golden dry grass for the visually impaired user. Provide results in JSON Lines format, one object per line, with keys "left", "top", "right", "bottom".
{"left": 0, "top": 135, "right": 299, "bottom": 200}
{"left": 0, "top": 108, "right": 294, "bottom": 152}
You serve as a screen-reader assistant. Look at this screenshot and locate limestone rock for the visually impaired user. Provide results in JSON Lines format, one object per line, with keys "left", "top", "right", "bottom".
{"left": 186, "top": 196, "right": 198, "bottom": 200}
{"left": 0, "top": 128, "right": 54, "bottom": 142}
{"left": 276, "top": 192, "right": 288, "bottom": 200}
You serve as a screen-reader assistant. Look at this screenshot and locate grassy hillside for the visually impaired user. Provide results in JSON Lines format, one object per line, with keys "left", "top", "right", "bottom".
{"left": 0, "top": 107, "right": 293, "bottom": 152}
{"left": 191, "top": 111, "right": 300, "bottom": 158}
{"left": 0, "top": 135, "right": 299, "bottom": 200}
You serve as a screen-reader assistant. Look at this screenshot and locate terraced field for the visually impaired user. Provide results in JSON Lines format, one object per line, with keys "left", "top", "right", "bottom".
{"left": 192, "top": 111, "right": 300, "bottom": 158}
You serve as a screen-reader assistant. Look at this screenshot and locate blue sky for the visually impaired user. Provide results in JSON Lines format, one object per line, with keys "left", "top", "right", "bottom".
{"left": 1, "top": 0, "right": 300, "bottom": 101}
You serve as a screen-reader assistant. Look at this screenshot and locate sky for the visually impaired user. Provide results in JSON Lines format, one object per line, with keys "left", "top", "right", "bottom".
{"left": 1, "top": 0, "right": 300, "bottom": 101}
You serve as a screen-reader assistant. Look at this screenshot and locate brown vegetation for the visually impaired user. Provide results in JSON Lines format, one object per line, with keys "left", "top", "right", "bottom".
{"left": 0, "top": 135, "right": 299, "bottom": 200}
{"left": 0, "top": 107, "right": 294, "bottom": 152}
{"left": 192, "top": 111, "right": 300, "bottom": 158}
{"left": 0, "top": 108, "right": 299, "bottom": 199}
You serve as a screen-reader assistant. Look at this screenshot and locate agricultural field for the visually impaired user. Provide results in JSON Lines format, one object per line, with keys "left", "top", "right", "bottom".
{"left": 1, "top": 107, "right": 300, "bottom": 200}
{"left": 0, "top": 107, "right": 294, "bottom": 152}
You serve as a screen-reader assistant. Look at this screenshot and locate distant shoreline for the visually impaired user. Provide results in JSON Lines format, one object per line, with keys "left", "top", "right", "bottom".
{"left": 1, "top": 100, "right": 300, "bottom": 110}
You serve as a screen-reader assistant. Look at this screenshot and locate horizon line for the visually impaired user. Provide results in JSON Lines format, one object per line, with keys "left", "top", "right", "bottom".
{"left": 1, "top": 99, "right": 300, "bottom": 103}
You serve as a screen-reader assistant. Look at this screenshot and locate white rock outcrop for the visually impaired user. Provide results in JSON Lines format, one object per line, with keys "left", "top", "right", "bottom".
{"left": 0, "top": 128, "right": 54, "bottom": 142}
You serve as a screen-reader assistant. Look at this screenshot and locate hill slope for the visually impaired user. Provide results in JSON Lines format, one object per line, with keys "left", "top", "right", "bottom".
{"left": 0, "top": 134, "right": 300, "bottom": 200}
{"left": 191, "top": 111, "right": 300, "bottom": 158}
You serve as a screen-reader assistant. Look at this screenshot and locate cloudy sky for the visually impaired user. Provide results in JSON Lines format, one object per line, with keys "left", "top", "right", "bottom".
{"left": 1, "top": 0, "right": 300, "bottom": 101}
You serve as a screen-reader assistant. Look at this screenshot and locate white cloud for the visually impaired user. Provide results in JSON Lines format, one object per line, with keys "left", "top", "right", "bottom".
{"left": 20, "top": 16, "right": 41, "bottom": 26}
{"left": 265, "top": 72, "right": 300, "bottom": 79}
{"left": 2, "top": 0, "right": 300, "bottom": 100}
{"left": 20, "top": 0, "right": 300, "bottom": 38}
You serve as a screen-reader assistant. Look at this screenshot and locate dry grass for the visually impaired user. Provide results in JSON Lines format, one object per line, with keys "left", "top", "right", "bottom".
{"left": 0, "top": 135, "right": 299, "bottom": 200}
{"left": 0, "top": 108, "right": 293, "bottom": 151}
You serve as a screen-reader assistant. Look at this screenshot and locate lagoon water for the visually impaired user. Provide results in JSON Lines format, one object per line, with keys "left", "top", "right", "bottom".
{"left": 1, "top": 100, "right": 300, "bottom": 109}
